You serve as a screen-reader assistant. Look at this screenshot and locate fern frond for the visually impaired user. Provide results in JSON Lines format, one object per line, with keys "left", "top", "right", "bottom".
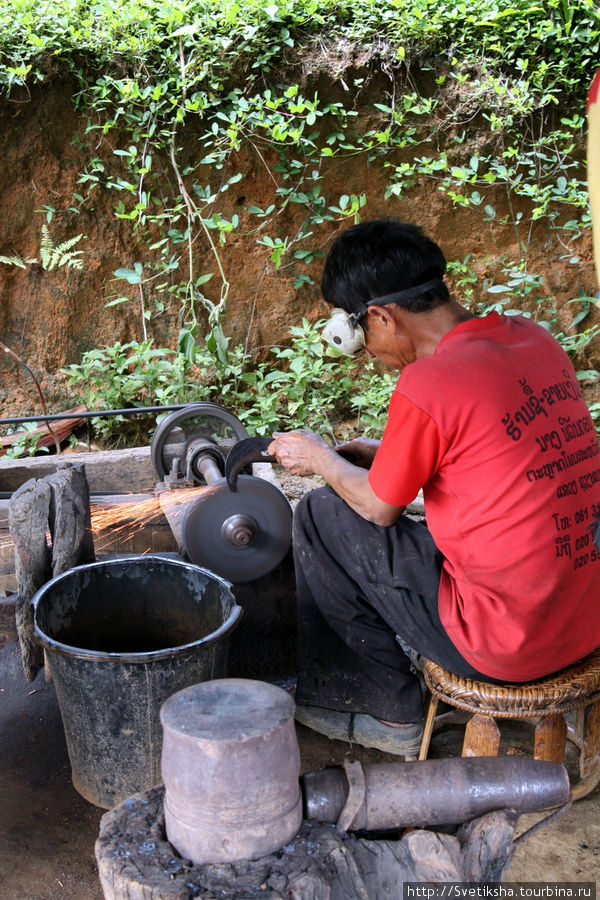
{"left": 0, "top": 254, "right": 38, "bottom": 268}
{"left": 47, "top": 249, "right": 84, "bottom": 271}
{"left": 40, "top": 226, "right": 85, "bottom": 270}
{"left": 39, "top": 224, "right": 53, "bottom": 268}
{"left": 0, "top": 255, "right": 27, "bottom": 268}
{"left": 56, "top": 234, "right": 84, "bottom": 254}
{"left": 0, "top": 227, "right": 84, "bottom": 272}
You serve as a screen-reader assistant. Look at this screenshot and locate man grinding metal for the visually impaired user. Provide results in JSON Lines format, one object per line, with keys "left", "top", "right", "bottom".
{"left": 267, "top": 218, "right": 600, "bottom": 757}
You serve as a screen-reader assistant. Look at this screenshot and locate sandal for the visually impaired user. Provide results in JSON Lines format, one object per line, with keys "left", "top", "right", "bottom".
{"left": 294, "top": 704, "right": 423, "bottom": 756}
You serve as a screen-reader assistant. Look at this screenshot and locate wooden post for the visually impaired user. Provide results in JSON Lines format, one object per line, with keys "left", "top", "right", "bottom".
{"left": 44, "top": 464, "right": 95, "bottom": 577}
{"left": 8, "top": 478, "right": 52, "bottom": 679}
{"left": 534, "top": 713, "right": 567, "bottom": 764}
{"left": 462, "top": 713, "right": 501, "bottom": 757}
{"left": 8, "top": 464, "right": 95, "bottom": 680}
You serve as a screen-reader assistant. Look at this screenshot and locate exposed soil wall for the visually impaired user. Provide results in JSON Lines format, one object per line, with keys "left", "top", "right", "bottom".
{"left": 0, "top": 51, "right": 598, "bottom": 419}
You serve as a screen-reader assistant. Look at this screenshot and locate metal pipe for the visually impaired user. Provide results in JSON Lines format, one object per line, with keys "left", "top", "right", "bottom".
{"left": 0, "top": 405, "right": 189, "bottom": 427}
{"left": 302, "top": 757, "right": 571, "bottom": 834}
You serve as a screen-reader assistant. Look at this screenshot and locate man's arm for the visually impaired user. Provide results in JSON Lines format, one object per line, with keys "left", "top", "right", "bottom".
{"left": 334, "top": 436, "right": 381, "bottom": 468}
{"left": 267, "top": 430, "right": 404, "bottom": 526}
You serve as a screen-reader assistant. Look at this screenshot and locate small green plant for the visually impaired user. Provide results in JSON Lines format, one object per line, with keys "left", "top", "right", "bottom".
{"left": 62, "top": 340, "right": 202, "bottom": 443}
{"left": 226, "top": 320, "right": 397, "bottom": 439}
{"left": 483, "top": 264, "right": 550, "bottom": 318}
{"left": 109, "top": 260, "right": 180, "bottom": 342}
{"left": 258, "top": 318, "right": 360, "bottom": 438}
{"left": 62, "top": 319, "right": 397, "bottom": 444}
{"left": 348, "top": 366, "right": 397, "bottom": 437}
{"left": 3, "top": 422, "right": 49, "bottom": 459}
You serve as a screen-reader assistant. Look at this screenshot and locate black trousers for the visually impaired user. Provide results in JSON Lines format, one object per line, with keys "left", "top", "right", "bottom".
{"left": 294, "top": 487, "right": 494, "bottom": 723}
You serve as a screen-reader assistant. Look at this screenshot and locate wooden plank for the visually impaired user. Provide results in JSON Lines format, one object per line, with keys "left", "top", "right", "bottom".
{"left": 418, "top": 694, "right": 439, "bottom": 760}
{"left": 0, "top": 446, "right": 277, "bottom": 497}
{"left": 1, "top": 499, "right": 14, "bottom": 587}
{"left": 0, "top": 446, "right": 156, "bottom": 494}
{"left": 45, "top": 465, "right": 95, "bottom": 577}
{"left": 8, "top": 465, "right": 100, "bottom": 679}
{"left": 0, "top": 536, "right": 17, "bottom": 594}
{"left": 579, "top": 701, "right": 600, "bottom": 779}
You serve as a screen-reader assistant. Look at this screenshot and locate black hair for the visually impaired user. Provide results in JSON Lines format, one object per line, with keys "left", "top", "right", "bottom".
{"left": 321, "top": 218, "right": 450, "bottom": 315}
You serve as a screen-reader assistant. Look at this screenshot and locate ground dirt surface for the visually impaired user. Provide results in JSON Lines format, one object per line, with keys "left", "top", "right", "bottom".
{"left": 1, "top": 638, "right": 599, "bottom": 900}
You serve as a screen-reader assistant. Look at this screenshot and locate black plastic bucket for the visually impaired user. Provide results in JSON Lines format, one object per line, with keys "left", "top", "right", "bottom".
{"left": 33, "top": 555, "right": 242, "bottom": 809}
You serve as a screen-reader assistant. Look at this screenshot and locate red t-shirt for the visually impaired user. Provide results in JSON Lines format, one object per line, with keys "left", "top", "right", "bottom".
{"left": 369, "top": 312, "right": 600, "bottom": 680}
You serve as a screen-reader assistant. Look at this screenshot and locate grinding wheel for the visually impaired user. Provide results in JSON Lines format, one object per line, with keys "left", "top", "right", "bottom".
{"left": 151, "top": 403, "right": 249, "bottom": 483}
{"left": 181, "top": 475, "right": 292, "bottom": 583}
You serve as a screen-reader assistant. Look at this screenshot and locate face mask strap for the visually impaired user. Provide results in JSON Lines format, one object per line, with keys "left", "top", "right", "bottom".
{"left": 366, "top": 278, "right": 444, "bottom": 309}
{"left": 351, "top": 277, "right": 444, "bottom": 323}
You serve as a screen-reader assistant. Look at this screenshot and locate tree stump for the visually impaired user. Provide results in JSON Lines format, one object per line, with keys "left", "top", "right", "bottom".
{"left": 8, "top": 464, "right": 95, "bottom": 680}
{"left": 95, "top": 786, "right": 519, "bottom": 900}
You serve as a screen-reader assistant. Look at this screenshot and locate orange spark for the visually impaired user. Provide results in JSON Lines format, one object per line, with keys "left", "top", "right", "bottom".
{"left": 1, "top": 488, "right": 213, "bottom": 560}
{"left": 90, "top": 487, "right": 209, "bottom": 552}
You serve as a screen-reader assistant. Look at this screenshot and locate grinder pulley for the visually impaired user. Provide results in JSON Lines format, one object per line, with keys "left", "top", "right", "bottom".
{"left": 151, "top": 402, "right": 248, "bottom": 485}
{"left": 150, "top": 403, "right": 292, "bottom": 583}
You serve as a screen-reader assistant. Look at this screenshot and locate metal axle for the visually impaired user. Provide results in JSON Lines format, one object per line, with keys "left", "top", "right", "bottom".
{"left": 221, "top": 514, "right": 257, "bottom": 548}
{"left": 185, "top": 444, "right": 260, "bottom": 549}
{"left": 196, "top": 452, "right": 224, "bottom": 487}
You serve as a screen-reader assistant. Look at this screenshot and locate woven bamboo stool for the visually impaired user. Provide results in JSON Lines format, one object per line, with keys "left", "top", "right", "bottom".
{"left": 418, "top": 648, "right": 600, "bottom": 800}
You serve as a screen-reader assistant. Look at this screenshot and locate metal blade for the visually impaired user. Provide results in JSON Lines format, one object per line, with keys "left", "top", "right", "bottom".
{"left": 225, "top": 436, "right": 275, "bottom": 491}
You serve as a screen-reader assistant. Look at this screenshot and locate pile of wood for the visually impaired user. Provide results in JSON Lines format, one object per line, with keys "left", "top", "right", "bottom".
{"left": 0, "top": 406, "right": 87, "bottom": 457}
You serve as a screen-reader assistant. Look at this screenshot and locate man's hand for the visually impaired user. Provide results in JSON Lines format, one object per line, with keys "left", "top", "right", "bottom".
{"left": 268, "top": 429, "right": 404, "bottom": 526}
{"left": 267, "top": 430, "right": 332, "bottom": 477}
{"left": 335, "top": 437, "right": 381, "bottom": 469}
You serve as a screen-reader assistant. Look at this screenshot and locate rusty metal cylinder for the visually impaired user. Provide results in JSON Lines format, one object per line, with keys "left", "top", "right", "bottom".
{"left": 302, "top": 757, "right": 571, "bottom": 833}
{"left": 160, "top": 678, "right": 303, "bottom": 864}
